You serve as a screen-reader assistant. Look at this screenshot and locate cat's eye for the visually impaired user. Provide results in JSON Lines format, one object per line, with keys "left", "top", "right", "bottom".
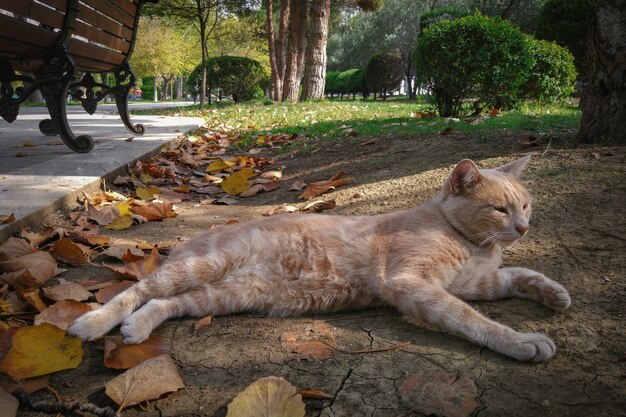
{"left": 494, "top": 206, "right": 508, "bottom": 214}
{"left": 523, "top": 203, "right": 529, "bottom": 210}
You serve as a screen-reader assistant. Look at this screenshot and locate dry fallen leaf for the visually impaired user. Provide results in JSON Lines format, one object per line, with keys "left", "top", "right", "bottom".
{"left": 21, "top": 289, "right": 48, "bottom": 312}
{"left": 440, "top": 127, "right": 456, "bottom": 135}
{"left": 221, "top": 171, "right": 250, "bottom": 196}
{"left": 297, "top": 388, "right": 335, "bottom": 401}
{"left": 0, "top": 374, "right": 49, "bottom": 395}
{"left": 280, "top": 323, "right": 336, "bottom": 360}
{"left": 34, "top": 300, "right": 93, "bottom": 330}
{"left": 105, "top": 214, "right": 133, "bottom": 230}
{"left": 0, "top": 238, "right": 36, "bottom": 261}
{"left": 299, "top": 172, "right": 354, "bottom": 200}
{"left": 0, "top": 323, "right": 82, "bottom": 380}
{"left": 95, "top": 280, "right": 135, "bottom": 303}
{"left": 0, "top": 214, "right": 15, "bottom": 224}
{"left": 0, "top": 251, "right": 59, "bottom": 290}
{"left": 136, "top": 187, "right": 161, "bottom": 201}
{"left": 130, "top": 201, "right": 177, "bottom": 221}
{"left": 105, "top": 247, "right": 161, "bottom": 281}
{"left": 0, "top": 386, "right": 18, "bottom": 417}
{"left": 226, "top": 376, "right": 305, "bottom": 417}
{"left": 194, "top": 315, "right": 213, "bottom": 332}
{"left": 399, "top": 370, "right": 479, "bottom": 417}
{"left": 43, "top": 282, "right": 93, "bottom": 302}
{"left": 52, "top": 238, "right": 90, "bottom": 266}
{"left": 301, "top": 200, "right": 336, "bottom": 213}
{"left": 104, "top": 336, "right": 170, "bottom": 369}
{"left": 87, "top": 203, "right": 120, "bottom": 226}
{"left": 104, "top": 354, "right": 184, "bottom": 410}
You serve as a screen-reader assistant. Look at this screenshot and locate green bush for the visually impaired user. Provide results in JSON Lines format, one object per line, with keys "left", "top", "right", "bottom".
{"left": 187, "top": 56, "right": 268, "bottom": 103}
{"left": 522, "top": 38, "right": 577, "bottom": 104}
{"left": 141, "top": 77, "right": 155, "bottom": 101}
{"left": 419, "top": 7, "right": 468, "bottom": 33}
{"left": 415, "top": 14, "right": 532, "bottom": 117}
{"left": 325, "top": 71, "right": 341, "bottom": 97}
{"left": 365, "top": 51, "right": 403, "bottom": 100}
{"left": 535, "top": 0, "right": 598, "bottom": 74}
{"left": 336, "top": 69, "right": 365, "bottom": 98}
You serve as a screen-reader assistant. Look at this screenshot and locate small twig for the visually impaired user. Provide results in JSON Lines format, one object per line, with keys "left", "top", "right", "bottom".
{"left": 323, "top": 340, "right": 411, "bottom": 354}
{"left": 13, "top": 389, "right": 120, "bottom": 417}
{"left": 541, "top": 137, "right": 552, "bottom": 157}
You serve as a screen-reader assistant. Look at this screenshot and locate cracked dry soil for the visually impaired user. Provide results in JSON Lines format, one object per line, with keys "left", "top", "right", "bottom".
{"left": 30, "top": 132, "right": 625, "bottom": 417}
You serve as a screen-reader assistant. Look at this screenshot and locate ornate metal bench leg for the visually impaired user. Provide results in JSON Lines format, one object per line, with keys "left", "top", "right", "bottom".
{"left": 37, "top": 47, "right": 94, "bottom": 153}
{"left": 1, "top": 61, "right": 23, "bottom": 123}
{"left": 39, "top": 119, "right": 58, "bottom": 136}
{"left": 113, "top": 63, "right": 144, "bottom": 135}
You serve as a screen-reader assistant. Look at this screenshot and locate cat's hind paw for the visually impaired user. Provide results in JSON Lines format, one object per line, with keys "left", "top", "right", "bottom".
{"left": 505, "top": 332, "right": 556, "bottom": 363}
{"left": 68, "top": 309, "right": 119, "bottom": 341}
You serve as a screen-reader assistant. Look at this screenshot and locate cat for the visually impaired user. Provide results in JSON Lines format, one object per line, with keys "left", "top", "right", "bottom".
{"left": 69, "top": 156, "right": 571, "bottom": 362}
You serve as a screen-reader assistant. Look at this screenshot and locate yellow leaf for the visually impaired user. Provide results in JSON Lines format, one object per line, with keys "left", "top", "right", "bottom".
{"left": 136, "top": 187, "right": 160, "bottom": 201}
{"left": 115, "top": 202, "right": 133, "bottom": 216}
{"left": 238, "top": 167, "right": 257, "bottom": 179}
{"left": 140, "top": 172, "right": 153, "bottom": 184}
{"left": 226, "top": 376, "right": 305, "bottom": 417}
{"left": 221, "top": 171, "right": 249, "bottom": 196}
{"left": 0, "top": 323, "right": 83, "bottom": 379}
{"left": 206, "top": 159, "right": 235, "bottom": 173}
{"left": 105, "top": 214, "right": 133, "bottom": 230}
{"left": 256, "top": 135, "right": 267, "bottom": 144}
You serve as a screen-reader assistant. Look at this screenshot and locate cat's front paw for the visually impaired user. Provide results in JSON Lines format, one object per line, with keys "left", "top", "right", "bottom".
{"left": 504, "top": 332, "right": 556, "bottom": 363}
{"left": 120, "top": 313, "right": 152, "bottom": 345}
{"left": 68, "top": 309, "right": 119, "bottom": 341}
{"left": 539, "top": 281, "right": 571, "bottom": 311}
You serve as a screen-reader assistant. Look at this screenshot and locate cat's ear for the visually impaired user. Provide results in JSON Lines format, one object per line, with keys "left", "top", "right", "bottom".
{"left": 495, "top": 156, "right": 531, "bottom": 178}
{"left": 449, "top": 159, "right": 482, "bottom": 194}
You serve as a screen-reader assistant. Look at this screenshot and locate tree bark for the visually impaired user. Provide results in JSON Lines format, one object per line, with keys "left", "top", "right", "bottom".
{"left": 281, "top": 0, "right": 306, "bottom": 102}
{"left": 274, "top": 0, "right": 290, "bottom": 99}
{"left": 265, "top": 0, "right": 282, "bottom": 100}
{"left": 578, "top": 0, "right": 626, "bottom": 143}
{"left": 301, "top": 0, "right": 330, "bottom": 100}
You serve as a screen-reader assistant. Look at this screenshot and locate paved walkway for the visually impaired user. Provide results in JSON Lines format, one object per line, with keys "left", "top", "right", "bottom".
{"left": 0, "top": 102, "right": 203, "bottom": 241}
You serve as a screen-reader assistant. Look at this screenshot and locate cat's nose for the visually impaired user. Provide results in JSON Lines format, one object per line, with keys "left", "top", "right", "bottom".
{"left": 516, "top": 226, "right": 528, "bottom": 236}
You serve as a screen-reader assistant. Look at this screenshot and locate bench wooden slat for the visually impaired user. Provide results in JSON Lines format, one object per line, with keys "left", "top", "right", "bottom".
{"left": 0, "top": 15, "right": 59, "bottom": 56}
{"left": 114, "top": 0, "right": 140, "bottom": 16}
{"left": 75, "top": 2, "right": 133, "bottom": 41}
{"left": 0, "top": 40, "right": 45, "bottom": 59}
{"left": 73, "top": 19, "right": 131, "bottom": 53}
{"left": 80, "top": 0, "right": 135, "bottom": 29}
{"left": 37, "top": 0, "right": 68, "bottom": 12}
{"left": 72, "top": 57, "right": 119, "bottom": 72}
{"left": 0, "top": 0, "right": 66, "bottom": 29}
{"left": 67, "top": 37, "right": 127, "bottom": 69}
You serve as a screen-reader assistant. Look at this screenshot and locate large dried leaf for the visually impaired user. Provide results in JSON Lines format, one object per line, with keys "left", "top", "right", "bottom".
{"left": 0, "top": 214, "right": 15, "bottom": 224}
{"left": 0, "top": 238, "right": 36, "bottom": 261}
{"left": 130, "top": 201, "right": 177, "bottom": 221}
{"left": 105, "top": 214, "right": 133, "bottom": 230}
{"left": 52, "top": 238, "right": 90, "bottom": 266}
{"left": 20, "top": 226, "right": 64, "bottom": 247}
{"left": 98, "top": 244, "right": 144, "bottom": 261}
{"left": 299, "top": 172, "right": 354, "bottom": 200}
{"left": 206, "top": 158, "right": 235, "bottom": 173}
{"left": 67, "top": 231, "right": 111, "bottom": 247}
{"left": 87, "top": 203, "right": 120, "bottom": 226}
{"left": 21, "top": 289, "right": 48, "bottom": 312}
{"left": 104, "top": 336, "right": 170, "bottom": 369}
{"left": 0, "top": 323, "right": 82, "bottom": 379}
{"left": 105, "top": 247, "right": 161, "bottom": 281}
{"left": 136, "top": 187, "right": 161, "bottom": 201}
{"left": 0, "top": 374, "right": 49, "bottom": 395}
{"left": 0, "top": 251, "right": 59, "bottom": 290}
{"left": 226, "top": 376, "right": 305, "bottom": 417}
{"left": 43, "top": 282, "right": 93, "bottom": 302}
{"left": 399, "top": 370, "right": 479, "bottom": 417}
{"left": 280, "top": 323, "right": 336, "bottom": 360}
{"left": 34, "top": 300, "right": 93, "bottom": 330}
{"left": 95, "top": 281, "right": 134, "bottom": 303}
{"left": 104, "top": 354, "right": 184, "bottom": 409}
{"left": 221, "top": 171, "right": 250, "bottom": 196}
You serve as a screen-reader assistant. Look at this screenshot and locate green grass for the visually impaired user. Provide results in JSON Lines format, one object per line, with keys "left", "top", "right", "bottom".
{"left": 140, "top": 98, "right": 581, "bottom": 149}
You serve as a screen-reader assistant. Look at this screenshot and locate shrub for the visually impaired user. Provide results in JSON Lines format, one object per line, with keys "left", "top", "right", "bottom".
{"left": 522, "top": 38, "right": 577, "bottom": 104}
{"left": 325, "top": 71, "right": 340, "bottom": 97}
{"left": 419, "top": 7, "right": 468, "bottom": 33}
{"left": 415, "top": 14, "right": 532, "bottom": 117}
{"left": 141, "top": 77, "right": 155, "bottom": 101}
{"left": 365, "top": 51, "right": 403, "bottom": 100}
{"left": 187, "top": 56, "right": 268, "bottom": 103}
{"left": 336, "top": 69, "right": 365, "bottom": 98}
{"left": 535, "top": 0, "right": 598, "bottom": 74}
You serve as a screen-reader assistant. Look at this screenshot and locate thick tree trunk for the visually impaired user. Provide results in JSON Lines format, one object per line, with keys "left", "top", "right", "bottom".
{"left": 281, "top": 0, "right": 306, "bottom": 102}
{"left": 274, "top": 0, "right": 290, "bottom": 98}
{"left": 301, "top": 0, "right": 330, "bottom": 100}
{"left": 295, "top": 0, "right": 307, "bottom": 86}
{"left": 578, "top": 0, "right": 626, "bottom": 143}
{"left": 265, "top": 0, "right": 282, "bottom": 101}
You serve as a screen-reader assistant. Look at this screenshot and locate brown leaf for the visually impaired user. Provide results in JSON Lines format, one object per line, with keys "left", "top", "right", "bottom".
{"left": 105, "top": 247, "right": 161, "bottom": 281}
{"left": 0, "top": 214, "right": 15, "bottom": 224}
{"left": 0, "top": 238, "right": 36, "bottom": 261}
{"left": 280, "top": 323, "right": 336, "bottom": 360}
{"left": 130, "top": 201, "right": 177, "bottom": 221}
{"left": 52, "top": 238, "right": 90, "bottom": 266}
{"left": 21, "top": 289, "right": 48, "bottom": 312}
{"left": 519, "top": 135, "right": 540, "bottom": 147}
{"left": 104, "top": 354, "right": 184, "bottom": 409}
{"left": 413, "top": 110, "right": 438, "bottom": 118}
{"left": 289, "top": 180, "right": 308, "bottom": 191}
{"left": 440, "top": 127, "right": 456, "bottom": 135}
{"left": 97, "top": 244, "right": 144, "bottom": 261}
{"left": 299, "top": 172, "right": 354, "bottom": 200}
{"left": 297, "top": 388, "right": 335, "bottom": 401}
{"left": 301, "top": 200, "right": 336, "bottom": 213}
{"left": 34, "top": 300, "right": 93, "bottom": 330}
{"left": 104, "top": 336, "right": 171, "bottom": 369}
{"left": 226, "top": 376, "right": 305, "bottom": 417}
{"left": 66, "top": 231, "right": 111, "bottom": 247}
{"left": 95, "top": 281, "right": 134, "bottom": 303}
{"left": 488, "top": 107, "right": 501, "bottom": 117}
{"left": 0, "top": 386, "right": 18, "bottom": 417}
{"left": 87, "top": 203, "right": 120, "bottom": 226}
{"left": 0, "top": 374, "right": 49, "bottom": 395}
{"left": 193, "top": 315, "right": 213, "bottom": 332}
{"left": 399, "top": 370, "right": 479, "bottom": 417}
{"left": 0, "top": 251, "right": 59, "bottom": 290}
{"left": 42, "top": 282, "right": 93, "bottom": 302}
{"left": 20, "top": 227, "right": 64, "bottom": 247}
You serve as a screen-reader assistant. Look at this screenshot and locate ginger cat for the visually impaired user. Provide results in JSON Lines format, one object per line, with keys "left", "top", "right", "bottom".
{"left": 69, "top": 156, "right": 570, "bottom": 362}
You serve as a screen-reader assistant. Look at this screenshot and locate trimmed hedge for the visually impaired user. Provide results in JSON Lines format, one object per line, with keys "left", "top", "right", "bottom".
{"left": 522, "top": 38, "right": 577, "bottom": 104}
{"left": 419, "top": 7, "right": 468, "bottom": 33}
{"left": 187, "top": 56, "right": 268, "bottom": 103}
{"left": 325, "top": 71, "right": 341, "bottom": 96}
{"left": 365, "top": 51, "right": 403, "bottom": 100}
{"left": 415, "top": 14, "right": 532, "bottom": 116}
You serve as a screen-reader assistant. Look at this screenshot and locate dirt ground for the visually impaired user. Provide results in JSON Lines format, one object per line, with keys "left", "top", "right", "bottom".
{"left": 21, "top": 131, "right": 626, "bottom": 416}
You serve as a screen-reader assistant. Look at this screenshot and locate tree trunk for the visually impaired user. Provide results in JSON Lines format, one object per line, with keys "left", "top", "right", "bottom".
{"left": 153, "top": 76, "right": 158, "bottom": 102}
{"left": 200, "top": 26, "right": 207, "bottom": 107}
{"left": 578, "top": 0, "right": 626, "bottom": 143}
{"left": 301, "top": 0, "right": 330, "bottom": 100}
{"left": 265, "top": 0, "right": 282, "bottom": 100}
{"left": 295, "top": 0, "right": 307, "bottom": 87}
{"left": 274, "top": 0, "right": 290, "bottom": 99}
{"left": 281, "top": 0, "right": 306, "bottom": 102}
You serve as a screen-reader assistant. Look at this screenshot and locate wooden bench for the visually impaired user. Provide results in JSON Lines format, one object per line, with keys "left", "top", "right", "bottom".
{"left": 0, "top": 0, "right": 156, "bottom": 153}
